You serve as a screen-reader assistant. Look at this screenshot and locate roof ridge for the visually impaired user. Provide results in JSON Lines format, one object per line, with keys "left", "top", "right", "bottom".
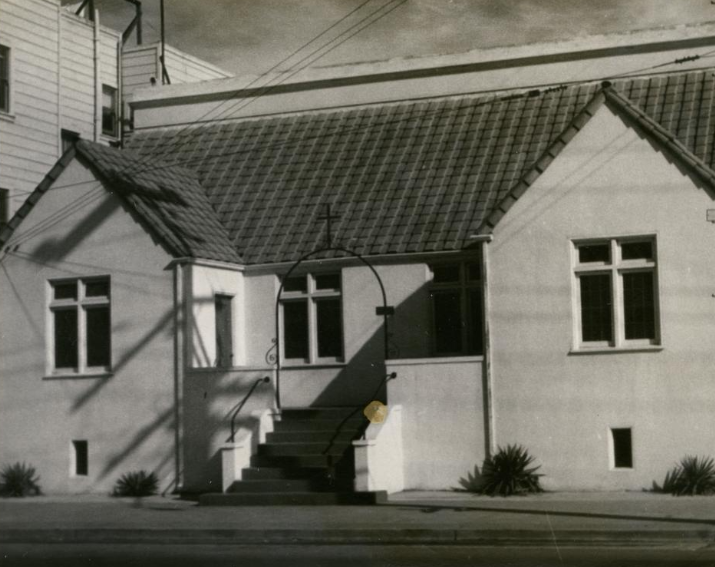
{"left": 601, "top": 83, "right": 715, "bottom": 192}
{"left": 477, "top": 88, "right": 608, "bottom": 235}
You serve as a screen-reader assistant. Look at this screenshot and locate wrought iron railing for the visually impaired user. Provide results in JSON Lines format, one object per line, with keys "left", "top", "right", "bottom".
{"left": 229, "top": 376, "right": 270, "bottom": 443}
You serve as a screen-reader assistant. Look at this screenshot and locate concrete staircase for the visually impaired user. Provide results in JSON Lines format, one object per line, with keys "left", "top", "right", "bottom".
{"left": 199, "top": 407, "right": 387, "bottom": 505}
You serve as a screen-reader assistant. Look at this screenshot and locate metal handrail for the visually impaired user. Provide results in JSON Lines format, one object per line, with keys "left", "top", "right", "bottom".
{"left": 229, "top": 376, "right": 270, "bottom": 442}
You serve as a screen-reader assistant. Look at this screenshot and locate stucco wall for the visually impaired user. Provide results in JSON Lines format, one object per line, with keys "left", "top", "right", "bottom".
{"left": 489, "top": 107, "right": 715, "bottom": 490}
{"left": 0, "top": 159, "right": 177, "bottom": 494}
{"left": 186, "top": 264, "right": 244, "bottom": 368}
{"left": 386, "top": 357, "right": 485, "bottom": 490}
{"left": 239, "top": 262, "right": 434, "bottom": 408}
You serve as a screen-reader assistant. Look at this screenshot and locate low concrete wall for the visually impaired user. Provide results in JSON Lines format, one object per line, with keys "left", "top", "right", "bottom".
{"left": 386, "top": 357, "right": 486, "bottom": 490}
{"left": 353, "top": 405, "right": 405, "bottom": 494}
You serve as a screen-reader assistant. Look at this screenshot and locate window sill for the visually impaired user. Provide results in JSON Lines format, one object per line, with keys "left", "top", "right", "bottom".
{"left": 569, "top": 345, "right": 663, "bottom": 356}
{"left": 387, "top": 355, "right": 484, "bottom": 365}
{"left": 0, "top": 111, "right": 16, "bottom": 123}
{"left": 43, "top": 371, "right": 113, "bottom": 380}
{"left": 281, "top": 362, "right": 347, "bottom": 370}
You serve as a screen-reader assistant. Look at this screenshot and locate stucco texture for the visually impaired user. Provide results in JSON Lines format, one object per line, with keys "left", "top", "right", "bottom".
{"left": 0, "top": 160, "right": 178, "bottom": 494}
{"left": 489, "top": 106, "right": 715, "bottom": 491}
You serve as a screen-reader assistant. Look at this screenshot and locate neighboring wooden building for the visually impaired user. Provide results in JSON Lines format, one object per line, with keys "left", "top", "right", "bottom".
{"left": 0, "top": 0, "right": 231, "bottom": 227}
{"left": 0, "top": 25, "right": 713, "bottom": 499}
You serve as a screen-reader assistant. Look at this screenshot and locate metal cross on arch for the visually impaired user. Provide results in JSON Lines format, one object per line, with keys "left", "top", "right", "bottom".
{"left": 272, "top": 221, "right": 392, "bottom": 410}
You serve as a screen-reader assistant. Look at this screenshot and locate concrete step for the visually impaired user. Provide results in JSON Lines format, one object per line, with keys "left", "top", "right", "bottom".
{"left": 280, "top": 407, "right": 363, "bottom": 421}
{"left": 272, "top": 417, "right": 366, "bottom": 432}
{"left": 199, "top": 491, "right": 388, "bottom": 506}
{"left": 241, "top": 466, "right": 333, "bottom": 480}
{"left": 227, "top": 478, "right": 352, "bottom": 493}
{"left": 250, "top": 454, "right": 349, "bottom": 468}
{"left": 267, "top": 430, "right": 361, "bottom": 443}
{"left": 257, "top": 442, "right": 352, "bottom": 457}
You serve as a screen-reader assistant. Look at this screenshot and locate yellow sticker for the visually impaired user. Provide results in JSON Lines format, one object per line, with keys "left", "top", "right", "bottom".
{"left": 364, "top": 401, "right": 388, "bottom": 423}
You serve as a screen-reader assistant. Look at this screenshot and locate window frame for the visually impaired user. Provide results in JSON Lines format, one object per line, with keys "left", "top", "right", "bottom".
{"left": 428, "top": 259, "right": 484, "bottom": 357}
{"left": 572, "top": 236, "right": 661, "bottom": 352}
{"left": 0, "top": 188, "right": 9, "bottom": 230}
{"left": 0, "top": 43, "right": 11, "bottom": 115}
{"left": 101, "top": 84, "right": 118, "bottom": 138}
{"left": 279, "top": 272, "right": 344, "bottom": 365}
{"left": 48, "top": 277, "right": 112, "bottom": 376}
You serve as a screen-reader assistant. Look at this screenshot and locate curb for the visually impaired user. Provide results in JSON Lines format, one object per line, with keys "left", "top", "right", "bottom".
{"left": 2, "top": 528, "right": 714, "bottom": 547}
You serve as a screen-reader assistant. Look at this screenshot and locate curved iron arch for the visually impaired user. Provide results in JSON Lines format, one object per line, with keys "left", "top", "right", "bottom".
{"left": 273, "top": 245, "right": 389, "bottom": 410}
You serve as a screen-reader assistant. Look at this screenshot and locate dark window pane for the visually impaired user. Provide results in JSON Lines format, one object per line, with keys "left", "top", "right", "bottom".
{"left": 315, "top": 273, "right": 341, "bottom": 291}
{"left": 86, "top": 306, "right": 111, "bottom": 367}
{"left": 432, "top": 264, "right": 460, "bottom": 284}
{"left": 0, "top": 188, "right": 8, "bottom": 227}
{"left": 467, "top": 262, "right": 481, "bottom": 282}
{"left": 623, "top": 271, "right": 656, "bottom": 340}
{"left": 467, "top": 289, "right": 484, "bottom": 355}
{"left": 0, "top": 45, "right": 8, "bottom": 113}
{"left": 101, "top": 85, "right": 117, "bottom": 136}
{"left": 214, "top": 295, "right": 233, "bottom": 367}
{"left": 578, "top": 244, "right": 610, "bottom": 264}
{"left": 85, "top": 279, "right": 109, "bottom": 298}
{"left": 54, "top": 282, "right": 78, "bottom": 301}
{"left": 54, "top": 309, "right": 78, "bottom": 368}
{"left": 73, "top": 440, "right": 88, "bottom": 476}
{"left": 622, "top": 241, "right": 653, "bottom": 261}
{"left": 283, "top": 275, "right": 307, "bottom": 293}
{"left": 580, "top": 274, "right": 613, "bottom": 342}
{"left": 316, "top": 299, "right": 343, "bottom": 358}
{"left": 433, "top": 291, "right": 463, "bottom": 354}
{"left": 283, "top": 300, "right": 308, "bottom": 359}
{"left": 612, "top": 428, "right": 633, "bottom": 468}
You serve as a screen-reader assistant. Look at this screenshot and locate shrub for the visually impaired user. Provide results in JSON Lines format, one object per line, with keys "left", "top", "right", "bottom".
{"left": 479, "top": 444, "right": 543, "bottom": 496}
{"left": 112, "top": 470, "right": 159, "bottom": 497}
{"left": 0, "top": 462, "right": 42, "bottom": 497}
{"left": 653, "top": 456, "right": 715, "bottom": 496}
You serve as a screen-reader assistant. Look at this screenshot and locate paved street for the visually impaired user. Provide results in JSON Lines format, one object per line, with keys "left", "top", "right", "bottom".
{"left": 2, "top": 543, "right": 715, "bottom": 567}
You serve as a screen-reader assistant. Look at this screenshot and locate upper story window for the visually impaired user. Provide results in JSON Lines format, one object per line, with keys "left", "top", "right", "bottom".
{"left": 280, "top": 272, "right": 343, "bottom": 364}
{"left": 101, "top": 85, "right": 117, "bottom": 137}
{"left": 0, "top": 44, "right": 10, "bottom": 113}
{"left": 573, "top": 237, "right": 659, "bottom": 350}
{"left": 0, "top": 188, "right": 9, "bottom": 230}
{"left": 429, "top": 261, "right": 484, "bottom": 356}
{"left": 49, "top": 278, "right": 111, "bottom": 374}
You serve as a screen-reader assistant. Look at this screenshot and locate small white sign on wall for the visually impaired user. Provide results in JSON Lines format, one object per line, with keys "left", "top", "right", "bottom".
{"left": 708, "top": 210, "right": 715, "bottom": 223}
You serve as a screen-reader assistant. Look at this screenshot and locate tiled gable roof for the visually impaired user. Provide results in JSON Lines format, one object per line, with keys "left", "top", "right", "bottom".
{"left": 77, "top": 141, "right": 242, "bottom": 263}
{"left": 125, "top": 69, "right": 714, "bottom": 265}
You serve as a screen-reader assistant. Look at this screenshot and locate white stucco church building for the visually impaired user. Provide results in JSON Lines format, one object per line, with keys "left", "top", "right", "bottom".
{"left": 1, "top": 25, "right": 714, "bottom": 502}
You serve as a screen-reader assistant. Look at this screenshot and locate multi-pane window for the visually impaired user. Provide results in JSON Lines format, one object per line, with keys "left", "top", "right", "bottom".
{"left": 50, "top": 278, "right": 111, "bottom": 373}
{"left": 280, "top": 273, "right": 343, "bottom": 363}
{"left": 429, "top": 261, "right": 484, "bottom": 356}
{"left": 573, "top": 237, "right": 659, "bottom": 349}
{"left": 101, "top": 85, "right": 117, "bottom": 137}
{"left": 0, "top": 44, "right": 9, "bottom": 113}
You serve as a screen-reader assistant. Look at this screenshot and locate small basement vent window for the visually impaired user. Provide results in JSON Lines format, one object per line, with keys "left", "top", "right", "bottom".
{"left": 611, "top": 428, "right": 633, "bottom": 469}
{"left": 72, "top": 440, "right": 88, "bottom": 476}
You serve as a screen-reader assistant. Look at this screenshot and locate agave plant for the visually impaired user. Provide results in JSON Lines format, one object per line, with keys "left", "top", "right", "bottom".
{"left": 654, "top": 456, "right": 715, "bottom": 496}
{"left": 479, "top": 444, "right": 543, "bottom": 496}
{"left": 112, "top": 470, "right": 159, "bottom": 498}
{"left": 0, "top": 462, "right": 42, "bottom": 497}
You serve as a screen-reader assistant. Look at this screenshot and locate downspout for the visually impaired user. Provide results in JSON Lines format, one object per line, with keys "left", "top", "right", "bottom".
{"left": 117, "top": 37, "right": 123, "bottom": 147}
{"left": 172, "top": 262, "right": 186, "bottom": 492}
{"left": 93, "top": 8, "right": 101, "bottom": 142}
{"left": 481, "top": 237, "right": 496, "bottom": 458}
{"left": 56, "top": 3, "right": 62, "bottom": 155}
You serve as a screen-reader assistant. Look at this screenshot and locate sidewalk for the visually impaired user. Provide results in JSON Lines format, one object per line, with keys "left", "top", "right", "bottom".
{"left": 1, "top": 491, "right": 714, "bottom": 547}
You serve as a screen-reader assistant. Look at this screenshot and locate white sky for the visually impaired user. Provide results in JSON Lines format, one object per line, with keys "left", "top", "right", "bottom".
{"left": 75, "top": 0, "right": 715, "bottom": 76}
